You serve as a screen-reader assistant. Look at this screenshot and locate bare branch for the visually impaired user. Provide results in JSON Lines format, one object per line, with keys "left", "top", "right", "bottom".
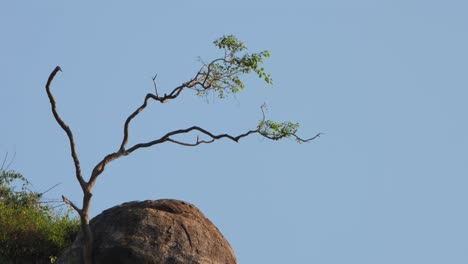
{"left": 126, "top": 126, "right": 259, "bottom": 154}
{"left": 88, "top": 152, "right": 121, "bottom": 189}
{"left": 119, "top": 94, "right": 155, "bottom": 152}
{"left": 0, "top": 151, "right": 16, "bottom": 171}
{"left": 47, "top": 203, "right": 68, "bottom": 210}
{"left": 118, "top": 56, "right": 240, "bottom": 153}
{"left": 62, "top": 195, "right": 81, "bottom": 215}
{"left": 260, "top": 103, "right": 267, "bottom": 121}
{"left": 166, "top": 137, "right": 215, "bottom": 146}
{"left": 1, "top": 152, "right": 8, "bottom": 171}
{"left": 301, "top": 133, "right": 323, "bottom": 142}
{"left": 262, "top": 132, "right": 323, "bottom": 143}
{"left": 45, "top": 66, "right": 87, "bottom": 192}
{"left": 152, "top": 74, "right": 159, "bottom": 97}
{"left": 119, "top": 84, "right": 190, "bottom": 153}
{"left": 95, "top": 82, "right": 194, "bottom": 188}
{"left": 39, "top": 182, "right": 61, "bottom": 196}
{"left": 6, "top": 151, "right": 15, "bottom": 171}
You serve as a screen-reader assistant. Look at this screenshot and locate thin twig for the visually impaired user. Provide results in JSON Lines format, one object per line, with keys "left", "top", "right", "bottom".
{"left": 152, "top": 74, "right": 159, "bottom": 97}
{"left": 0, "top": 153, "right": 7, "bottom": 171}
{"left": 6, "top": 151, "right": 16, "bottom": 170}
{"left": 1, "top": 151, "right": 16, "bottom": 171}
{"left": 302, "top": 133, "right": 323, "bottom": 142}
{"left": 48, "top": 203, "right": 68, "bottom": 210}
{"left": 40, "top": 183, "right": 61, "bottom": 196}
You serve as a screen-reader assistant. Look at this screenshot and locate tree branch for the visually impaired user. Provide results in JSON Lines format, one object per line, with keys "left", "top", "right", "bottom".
{"left": 45, "top": 66, "right": 87, "bottom": 192}
{"left": 118, "top": 56, "right": 241, "bottom": 153}
{"left": 152, "top": 74, "right": 159, "bottom": 97}
{"left": 262, "top": 132, "right": 323, "bottom": 143}
{"left": 118, "top": 84, "right": 190, "bottom": 153}
{"left": 301, "top": 133, "right": 323, "bottom": 142}
{"left": 126, "top": 126, "right": 259, "bottom": 154}
{"left": 62, "top": 195, "right": 81, "bottom": 215}
{"left": 88, "top": 152, "right": 121, "bottom": 190}
{"left": 166, "top": 137, "right": 215, "bottom": 146}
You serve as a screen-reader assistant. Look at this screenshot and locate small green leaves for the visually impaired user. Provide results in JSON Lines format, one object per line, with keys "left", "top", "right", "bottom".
{"left": 197, "top": 35, "right": 273, "bottom": 98}
{"left": 258, "top": 120, "right": 301, "bottom": 141}
{"left": 0, "top": 170, "right": 80, "bottom": 262}
{"left": 0, "top": 170, "right": 39, "bottom": 207}
{"left": 213, "top": 35, "right": 247, "bottom": 53}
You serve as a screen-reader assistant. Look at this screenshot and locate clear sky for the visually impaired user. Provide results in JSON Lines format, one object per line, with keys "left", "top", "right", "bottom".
{"left": 2, "top": 1, "right": 468, "bottom": 263}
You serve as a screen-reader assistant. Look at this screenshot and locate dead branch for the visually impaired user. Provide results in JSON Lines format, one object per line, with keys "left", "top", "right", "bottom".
{"left": 62, "top": 195, "right": 81, "bottom": 215}
{"left": 166, "top": 137, "right": 215, "bottom": 147}
{"left": 119, "top": 87, "right": 186, "bottom": 153}
{"left": 45, "top": 66, "right": 87, "bottom": 192}
{"left": 88, "top": 152, "right": 121, "bottom": 189}
{"left": 152, "top": 74, "right": 159, "bottom": 97}
{"left": 126, "top": 126, "right": 259, "bottom": 154}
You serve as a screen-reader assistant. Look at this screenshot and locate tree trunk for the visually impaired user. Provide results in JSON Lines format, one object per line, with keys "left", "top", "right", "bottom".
{"left": 81, "top": 215, "right": 93, "bottom": 264}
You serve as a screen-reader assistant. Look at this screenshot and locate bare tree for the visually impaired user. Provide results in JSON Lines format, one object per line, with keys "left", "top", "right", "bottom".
{"left": 44, "top": 35, "right": 320, "bottom": 264}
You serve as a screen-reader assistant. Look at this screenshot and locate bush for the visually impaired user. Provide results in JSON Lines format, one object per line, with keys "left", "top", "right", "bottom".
{"left": 0, "top": 169, "right": 79, "bottom": 263}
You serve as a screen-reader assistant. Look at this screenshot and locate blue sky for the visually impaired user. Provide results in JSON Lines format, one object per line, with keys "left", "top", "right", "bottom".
{"left": 2, "top": 1, "right": 468, "bottom": 263}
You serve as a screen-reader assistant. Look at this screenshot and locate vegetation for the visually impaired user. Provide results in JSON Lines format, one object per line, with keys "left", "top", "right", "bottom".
{"left": 44, "top": 35, "right": 319, "bottom": 263}
{"left": 0, "top": 166, "right": 79, "bottom": 263}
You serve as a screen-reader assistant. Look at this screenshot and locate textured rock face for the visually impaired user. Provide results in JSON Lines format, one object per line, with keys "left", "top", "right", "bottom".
{"left": 57, "top": 199, "right": 237, "bottom": 264}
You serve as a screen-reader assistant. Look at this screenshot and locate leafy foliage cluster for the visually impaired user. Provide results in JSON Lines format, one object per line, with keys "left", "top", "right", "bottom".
{"left": 0, "top": 169, "right": 79, "bottom": 264}
{"left": 258, "top": 120, "right": 301, "bottom": 141}
{"left": 191, "top": 36, "right": 313, "bottom": 143}
{"left": 194, "top": 35, "right": 272, "bottom": 98}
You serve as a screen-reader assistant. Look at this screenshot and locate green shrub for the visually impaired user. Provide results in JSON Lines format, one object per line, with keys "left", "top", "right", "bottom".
{"left": 0, "top": 169, "right": 79, "bottom": 263}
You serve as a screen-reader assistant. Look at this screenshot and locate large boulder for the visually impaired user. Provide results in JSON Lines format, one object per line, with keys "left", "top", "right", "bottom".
{"left": 57, "top": 199, "right": 237, "bottom": 264}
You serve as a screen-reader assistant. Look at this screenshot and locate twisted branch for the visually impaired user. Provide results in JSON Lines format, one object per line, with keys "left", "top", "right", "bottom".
{"left": 119, "top": 85, "right": 187, "bottom": 152}
{"left": 127, "top": 127, "right": 259, "bottom": 153}
{"left": 45, "top": 66, "right": 87, "bottom": 193}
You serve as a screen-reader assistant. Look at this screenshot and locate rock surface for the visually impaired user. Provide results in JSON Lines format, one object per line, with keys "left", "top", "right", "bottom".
{"left": 57, "top": 199, "right": 237, "bottom": 264}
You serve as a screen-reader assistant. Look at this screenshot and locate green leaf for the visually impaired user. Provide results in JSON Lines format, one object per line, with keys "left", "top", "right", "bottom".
{"left": 258, "top": 120, "right": 300, "bottom": 140}
{"left": 199, "top": 35, "right": 273, "bottom": 98}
